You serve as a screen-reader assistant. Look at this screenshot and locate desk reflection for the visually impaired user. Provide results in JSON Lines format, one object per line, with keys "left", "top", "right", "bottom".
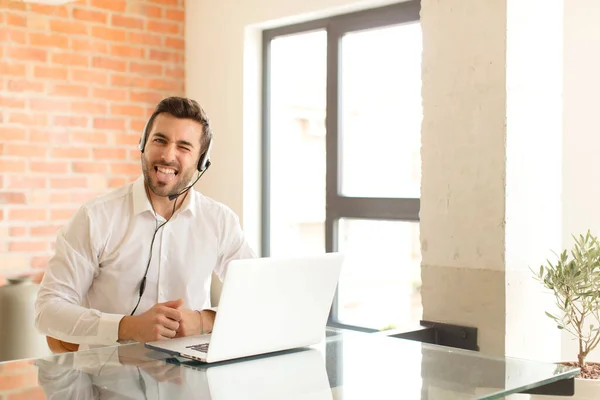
{"left": 35, "top": 344, "right": 332, "bottom": 400}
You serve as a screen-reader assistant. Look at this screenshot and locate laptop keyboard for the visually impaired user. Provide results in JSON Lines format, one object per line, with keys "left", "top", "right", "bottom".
{"left": 186, "top": 343, "right": 209, "bottom": 353}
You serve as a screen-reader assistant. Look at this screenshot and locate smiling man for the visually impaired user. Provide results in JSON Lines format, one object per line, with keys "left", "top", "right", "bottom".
{"left": 35, "top": 97, "right": 255, "bottom": 351}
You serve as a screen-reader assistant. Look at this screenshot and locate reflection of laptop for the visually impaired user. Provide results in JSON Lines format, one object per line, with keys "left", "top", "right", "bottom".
{"left": 171, "top": 349, "right": 333, "bottom": 400}
{"left": 145, "top": 253, "right": 344, "bottom": 364}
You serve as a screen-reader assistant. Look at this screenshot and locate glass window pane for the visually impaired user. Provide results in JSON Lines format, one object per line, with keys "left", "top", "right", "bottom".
{"left": 339, "top": 23, "right": 422, "bottom": 198}
{"left": 337, "top": 218, "right": 422, "bottom": 330}
{"left": 268, "top": 31, "right": 327, "bottom": 256}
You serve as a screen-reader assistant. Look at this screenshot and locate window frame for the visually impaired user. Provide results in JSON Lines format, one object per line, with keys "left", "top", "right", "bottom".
{"left": 261, "top": 1, "right": 421, "bottom": 333}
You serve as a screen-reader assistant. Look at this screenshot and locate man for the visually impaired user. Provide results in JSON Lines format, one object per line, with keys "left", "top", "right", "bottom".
{"left": 35, "top": 97, "right": 255, "bottom": 352}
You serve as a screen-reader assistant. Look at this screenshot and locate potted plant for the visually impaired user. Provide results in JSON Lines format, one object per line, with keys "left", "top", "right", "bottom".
{"left": 532, "top": 231, "right": 600, "bottom": 399}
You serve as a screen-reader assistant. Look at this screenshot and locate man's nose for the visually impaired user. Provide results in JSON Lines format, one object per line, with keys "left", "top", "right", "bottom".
{"left": 161, "top": 144, "right": 177, "bottom": 162}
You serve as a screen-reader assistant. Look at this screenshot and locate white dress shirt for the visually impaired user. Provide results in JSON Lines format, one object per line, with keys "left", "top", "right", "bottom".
{"left": 35, "top": 176, "right": 256, "bottom": 348}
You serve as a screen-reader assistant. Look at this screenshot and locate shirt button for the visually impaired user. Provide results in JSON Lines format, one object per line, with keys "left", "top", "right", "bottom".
{"left": 159, "top": 291, "right": 164, "bottom": 296}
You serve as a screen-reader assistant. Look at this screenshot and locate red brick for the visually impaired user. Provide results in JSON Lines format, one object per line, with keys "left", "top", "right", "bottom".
{"left": 111, "top": 104, "right": 146, "bottom": 118}
{"left": 147, "top": 20, "right": 179, "bottom": 34}
{"left": 51, "top": 147, "right": 90, "bottom": 159}
{"left": 165, "top": 37, "right": 184, "bottom": 50}
{"left": 7, "top": 47, "right": 47, "bottom": 62}
{"left": 112, "top": 15, "right": 144, "bottom": 29}
{"left": 4, "top": 176, "right": 47, "bottom": 189}
{"left": 71, "top": 69, "right": 109, "bottom": 85}
{"left": 90, "top": 0, "right": 126, "bottom": 12}
{"left": 10, "top": 226, "right": 28, "bottom": 236}
{"left": 130, "top": 91, "right": 164, "bottom": 104}
{"left": 130, "top": 62, "right": 162, "bottom": 75}
{"left": 52, "top": 84, "right": 89, "bottom": 97}
{"left": 9, "top": 241, "right": 48, "bottom": 252}
{"left": 130, "top": 119, "right": 148, "bottom": 132}
{"left": 137, "top": 4, "right": 163, "bottom": 18}
{"left": 5, "top": 80, "right": 46, "bottom": 93}
{"left": 72, "top": 162, "right": 108, "bottom": 174}
{"left": 0, "top": 61, "right": 27, "bottom": 76}
{"left": 9, "top": 113, "right": 48, "bottom": 127}
{"left": 50, "top": 20, "right": 88, "bottom": 35}
{"left": 71, "top": 131, "right": 108, "bottom": 145}
{"left": 30, "top": 225, "right": 62, "bottom": 236}
{"left": 6, "top": 13, "right": 27, "bottom": 27}
{"left": 147, "top": 78, "right": 180, "bottom": 91}
{"left": 29, "top": 4, "right": 69, "bottom": 17}
{"left": 108, "top": 177, "right": 127, "bottom": 188}
{"left": 94, "top": 118, "right": 125, "bottom": 130}
{"left": 72, "top": 8, "right": 108, "bottom": 24}
{"left": 34, "top": 65, "right": 68, "bottom": 80}
{"left": 148, "top": 0, "right": 179, "bottom": 6}
{"left": 29, "top": 98, "right": 70, "bottom": 113}
{"left": 30, "top": 161, "right": 68, "bottom": 174}
{"left": 93, "top": 87, "right": 127, "bottom": 102}
{"left": 111, "top": 45, "right": 145, "bottom": 58}
{"left": 92, "top": 56, "right": 127, "bottom": 72}
{"left": 71, "top": 38, "right": 109, "bottom": 54}
{"left": 129, "top": 149, "right": 141, "bottom": 160}
{"left": 0, "top": 160, "right": 26, "bottom": 173}
{"left": 115, "top": 133, "right": 140, "bottom": 145}
{"left": 128, "top": 32, "right": 162, "bottom": 46}
{"left": 53, "top": 115, "right": 88, "bottom": 127}
{"left": 111, "top": 163, "right": 141, "bottom": 175}
{"left": 149, "top": 49, "right": 182, "bottom": 63}
{"left": 26, "top": 14, "right": 49, "bottom": 31}
{"left": 51, "top": 208, "right": 77, "bottom": 220}
{"left": 93, "top": 148, "right": 126, "bottom": 160}
{"left": 4, "top": 144, "right": 47, "bottom": 158}
{"left": 50, "top": 178, "right": 88, "bottom": 189}
{"left": 0, "top": 28, "right": 27, "bottom": 44}
{"left": 165, "top": 9, "right": 184, "bottom": 22}
{"left": 71, "top": 101, "right": 108, "bottom": 115}
{"left": 8, "top": 209, "right": 46, "bottom": 222}
{"left": 0, "top": 127, "right": 27, "bottom": 142}
{"left": 30, "top": 130, "right": 69, "bottom": 143}
{"left": 52, "top": 52, "right": 89, "bottom": 67}
{"left": 0, "top": 96, "right": 26, "bottom": 108}
{"left": 111, "top": 74, "right": 147, "bottom": 88}
{"left": 0, "top": 192, "right": 26, "bottom": 204}
{"left": 91, "top": 26, "right": 127, "bottom": 42}
{"left": 30, "top": 32, "right": 69, "bottom": 48}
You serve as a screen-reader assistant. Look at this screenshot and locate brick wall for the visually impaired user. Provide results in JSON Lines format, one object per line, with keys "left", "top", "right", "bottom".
{"left": 0, "top": 0, "right": 185, "bottom": 289}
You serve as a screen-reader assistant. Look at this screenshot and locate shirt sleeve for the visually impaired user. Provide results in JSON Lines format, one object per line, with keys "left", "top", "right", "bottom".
{"left": 213, "top": 206, "right": 257, "bottom": 282}
{"left": 34, "top": 206, "right": 125, "bottom": 346}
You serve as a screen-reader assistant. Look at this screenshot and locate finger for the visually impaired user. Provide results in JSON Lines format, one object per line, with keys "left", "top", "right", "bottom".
{"left": 160, "top": 298, "right": 184, "bottom": 309}
{"left": 159, "top": 315, "right": 180, "bottom": 331}
{"left": 159, "top": 325, "right": 177, "bottom": 339}
{"left": 162, "top": 307, "right": 182, "bottom": 322}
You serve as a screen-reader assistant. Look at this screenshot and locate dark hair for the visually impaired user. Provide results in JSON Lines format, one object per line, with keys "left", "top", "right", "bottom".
{"left": 144, "top": 96, "right": 212, "bottom": 151}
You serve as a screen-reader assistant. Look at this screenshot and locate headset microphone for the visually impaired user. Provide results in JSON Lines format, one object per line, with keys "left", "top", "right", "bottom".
{"left": 167, "top": 160, "right": 210, "bottom": 201}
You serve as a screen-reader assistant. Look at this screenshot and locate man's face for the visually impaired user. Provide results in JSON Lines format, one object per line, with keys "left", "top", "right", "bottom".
{"left": 141, "top": 113, "right": 203, "bottom": 199}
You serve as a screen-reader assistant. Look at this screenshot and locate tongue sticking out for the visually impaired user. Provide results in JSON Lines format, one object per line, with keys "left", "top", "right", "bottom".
{"left": 156, "top": 167, "right": 176, "bottom": 183}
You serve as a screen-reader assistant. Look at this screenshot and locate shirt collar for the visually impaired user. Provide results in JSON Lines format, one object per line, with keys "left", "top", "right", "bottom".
{"left": 132, "top": 175, "right": 198, "bottom": 217}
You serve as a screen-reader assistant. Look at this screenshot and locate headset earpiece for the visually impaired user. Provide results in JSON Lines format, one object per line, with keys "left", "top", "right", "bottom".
{"left": 198, "top": 138, "right": 212, "bottom": 172}
{"left": 139, "top": 118, "right": 151, "bottom": 153}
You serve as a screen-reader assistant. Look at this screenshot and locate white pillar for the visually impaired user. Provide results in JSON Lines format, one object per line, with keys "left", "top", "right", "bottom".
{"left": 421, "top": 0, "right": 562, "bottom": 361}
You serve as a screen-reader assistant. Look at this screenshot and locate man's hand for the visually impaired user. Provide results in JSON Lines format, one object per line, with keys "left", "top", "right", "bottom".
{"left": 119, "top": 299, "right": 183, "bottom": 343}
{"left": 175, "top": 309, "right": 216, "bottom": 338}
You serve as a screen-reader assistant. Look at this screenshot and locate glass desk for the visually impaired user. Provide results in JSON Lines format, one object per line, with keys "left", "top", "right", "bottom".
{"left": 0, "top": 328, "right": 579, "bottom": 399}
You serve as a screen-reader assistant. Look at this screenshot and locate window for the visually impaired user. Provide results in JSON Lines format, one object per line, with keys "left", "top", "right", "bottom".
{"left": 262, "top": 1, "right": 422, "bottom": 332}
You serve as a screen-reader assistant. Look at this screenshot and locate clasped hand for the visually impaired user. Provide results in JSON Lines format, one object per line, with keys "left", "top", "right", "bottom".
{"left": 120, "top": 299, "right": 215, "bottom": 343}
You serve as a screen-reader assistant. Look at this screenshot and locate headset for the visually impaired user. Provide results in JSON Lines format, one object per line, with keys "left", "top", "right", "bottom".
{"left": 130, "top": 114, "right": 212, "bottom": 316}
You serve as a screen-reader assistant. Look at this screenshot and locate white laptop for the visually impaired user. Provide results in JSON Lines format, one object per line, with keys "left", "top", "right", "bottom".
{"left": 145, "top": 252, "right": 344, "bottom": 364}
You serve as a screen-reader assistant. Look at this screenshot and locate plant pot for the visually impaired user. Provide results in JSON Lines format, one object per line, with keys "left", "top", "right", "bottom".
{"left": 523, "top": 377, "right": 600, "bottom": 400}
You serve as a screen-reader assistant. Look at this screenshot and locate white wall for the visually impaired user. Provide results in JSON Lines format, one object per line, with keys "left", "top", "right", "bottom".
{"left": 561, "top": 0, "right": 600, "bottom": 363}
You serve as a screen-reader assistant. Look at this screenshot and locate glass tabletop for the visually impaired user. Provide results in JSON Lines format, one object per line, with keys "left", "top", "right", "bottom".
{"left": 0, "top": 327, "right": 579, "bottom": 399}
